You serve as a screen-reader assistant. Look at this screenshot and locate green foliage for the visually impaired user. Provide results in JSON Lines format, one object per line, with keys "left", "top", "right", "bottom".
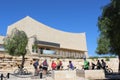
{"left": 89, "top": 56, "right": 116, "bottom": 60}
{"left": 96, "top": 36, "right": 110, "bottom": 54}
{"left": 105, "top": 57, "right": 110, "bottom": 61}
{"left": 89, "top": 56, "right": 98, "bottom": 61}
{"left": 4, "top": 28, "right": 28, "bottom": 56}
{"left": 32, "top": 44, "right": 38, "bottom": 49}
{"left": 89, "top": 56, "right": 99, "bottom": 59}
{"left": 32, "top": 44, "right": 38, "bottom": 53}
{"left": 96, "top": 0, "right": 120, "bottom": 55}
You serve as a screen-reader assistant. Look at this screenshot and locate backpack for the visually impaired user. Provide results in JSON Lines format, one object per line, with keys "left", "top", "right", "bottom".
{"left": 43, "top": 61, "right": 48, "bottom": 66}
{"left": 33, "top": 62, "right": 37, "bottom": 67}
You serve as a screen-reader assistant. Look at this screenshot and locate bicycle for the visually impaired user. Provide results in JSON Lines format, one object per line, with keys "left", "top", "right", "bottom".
{"left": 93, "top": 65, "right": 113, "bottom": 74}
{"left": 104, "top": 66, "right": 113, "bottom": 74}
{"left": 14, "top": 66, "right": 28, "bottom": 75}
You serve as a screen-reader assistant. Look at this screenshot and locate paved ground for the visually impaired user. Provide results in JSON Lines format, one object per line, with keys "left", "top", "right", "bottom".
{"left": 105, "top": 73, "right": 120, "bottom": 80}
{"left": 1, "top": 74, "right": 87, "bottom": 80}
{"left": 1, "top": 71, "right": 120, "bottom": 80}
{"left": 2, "top": 73, "right": 120, "bottom": 80}
{"left": 0, "top": 72, "right": 88, "bottom": 80}
{"left": 0, "top": 73, "right": 52, "bottom": 80}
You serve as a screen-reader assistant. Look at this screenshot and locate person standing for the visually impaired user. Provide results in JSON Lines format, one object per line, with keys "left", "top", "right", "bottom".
{"left": 33, "top": 59, "right": 39, "bottom": 76}
{"left": 68, "top": 61, "right": 74, "bottom": 70}
{"left": 51, "top": 60, "right": 57, "bottom": 70}
{"left": 42, "top": 59, "right": 48, "bottom": 75}
{"left": 101, "top": 59, "right": 106, "bottom": 70}
{"left": 84, "top": 58, "right": 89, "bottom": 70}
{"left": 91, "top": 62, "right": 96, "bottom": 70}
{"left": 96, "top": 60, "right": 102, "bottom": 69}
{"left": 56, "top": 58, "right": 60, "bottom": 70}
{"left": 59, "top": 60, "right": 63, "bottom": 70}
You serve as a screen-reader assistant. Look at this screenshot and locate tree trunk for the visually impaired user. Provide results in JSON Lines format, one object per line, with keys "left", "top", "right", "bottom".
{"left": 21, "top": 55, "right": 25, "bottom": 69}
{"left": 19, "top": 55, "right": 25, "bottom": 74}
{"left": 119, "top": 55, "right": 120, "bottom": 73}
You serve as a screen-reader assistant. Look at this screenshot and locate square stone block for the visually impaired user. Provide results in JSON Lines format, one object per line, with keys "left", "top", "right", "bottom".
{"left": 85, "top": 70, "right": 105, "bottom": 79}
{"left": 52, "top": 70, "right": 76, "bottom": 80}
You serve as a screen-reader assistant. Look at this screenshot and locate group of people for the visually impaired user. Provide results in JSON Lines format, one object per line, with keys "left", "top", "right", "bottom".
{"left": 33, "top": 59, "right": 48, "bottom": 76}
{"left": 51, "top": 58, "right": 63, "bottom": 70}
{"left": 95, "top": 59, "right": 106, "bottom": 70}
{"left": 51, "top": 59, "right": 75, "bottom": 70}
{"left": 34, "top": 58, "right": 107, "bottom": 75}
{"left": 33, "top": 58, "right": 107, "bottom": 75}
{"left": 84, "top": 58, "right": 106, "bottom": 70}
{"left": 33, "top": 58, "right": 63, "bottom": 76}
{"left": 33, "top": 58, "right": 76, "bottom": 76}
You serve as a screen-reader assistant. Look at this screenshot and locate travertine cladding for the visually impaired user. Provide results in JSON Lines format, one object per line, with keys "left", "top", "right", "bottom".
{"left": 76, "top": 69, "right": 105, "bottom": 79}
{"left": 85, "top": 70, "right": 105, "bottom": 79}
{"left": 52, "top": 70, "right": 76, "bottom": 80}
{"left": 107, "top": 58, "right": 119, "bottom": 72}
{"left": 0, "top": 36, "right": 4, "bottom": 44}
{"left": 7, "top": 16, "right": 88, "bottom": 57}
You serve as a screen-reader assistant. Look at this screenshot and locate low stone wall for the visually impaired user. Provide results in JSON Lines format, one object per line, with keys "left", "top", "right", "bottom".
{"left": 85, "top": 70, "right": 105, "bottom": 79}
{"left": 76, "top": 69, "right": 85, "bottom": 77}
{"left": 52, "top": 70, "right": 76, "bottom": 80}
{"left": 76, "top": 69, "right": 105, "bottom": 79}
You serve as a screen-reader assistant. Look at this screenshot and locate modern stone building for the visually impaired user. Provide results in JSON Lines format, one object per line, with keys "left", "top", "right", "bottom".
{"left": 0, "top": 16, "right": 88, "bottom": 58}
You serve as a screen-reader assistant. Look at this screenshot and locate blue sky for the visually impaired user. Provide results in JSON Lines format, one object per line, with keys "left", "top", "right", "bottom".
{"left": 0, "top": 0, "right": 110, "bottom": 57}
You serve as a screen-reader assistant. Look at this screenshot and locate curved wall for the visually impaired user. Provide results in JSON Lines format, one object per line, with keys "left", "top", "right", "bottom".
{"left": 7, "top": 16, "right": 88, "bottom": 53}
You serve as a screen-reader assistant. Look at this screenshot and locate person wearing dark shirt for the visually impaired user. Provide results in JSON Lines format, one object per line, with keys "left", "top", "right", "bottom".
{"left": 33, "top": 60, "right": 39, "bottom": 76}
{"left": 96, "top": 60, "right": 102, "bottom": 69}
{"left": 101, "top": 59, "right": 106, "bottom": 70}
{"left": 91, "top": 62, "right": 96, "bottom": 70}
{"left": 42, "top": 59, "right": 48, "bottom": 75}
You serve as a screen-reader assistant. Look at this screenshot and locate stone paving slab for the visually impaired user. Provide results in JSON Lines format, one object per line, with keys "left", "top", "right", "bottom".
{"left": 5, "top": 75, "right": 53, "bottom": 80}
{"left": 1, "top": 74, "right": 88, "bottom": 80}
{"left": 5, "top": 74, "right": 120, "bottom": 80}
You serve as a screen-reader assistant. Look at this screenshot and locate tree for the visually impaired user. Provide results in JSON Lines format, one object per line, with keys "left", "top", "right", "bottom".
{"left": 4, "top": 28, "right": 28, "bottom": 71}
{"left": 96, "top": 0, "right": 120, "bottom": 72}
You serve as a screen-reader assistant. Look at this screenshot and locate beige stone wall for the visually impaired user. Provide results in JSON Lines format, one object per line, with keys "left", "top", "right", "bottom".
{"left": 6, "top": 16, "right": 88, "bottom": 57}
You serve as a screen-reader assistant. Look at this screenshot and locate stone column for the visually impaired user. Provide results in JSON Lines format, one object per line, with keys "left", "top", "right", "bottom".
{"left": 68, "top": 51, "right": 70, "bottom": 58}
{"left": 73, "top": 52, "right": 75, "bottom": 58}
{"left": 64, "top": 51, "right": 66, "bottom": 57}
{"left": 62, "top": 51, "right": 64, "bottom": 57}
{"left": 59, "top": 50, "right": 62, "bottom": 56}
{"left": 66, "top": 51, "right": 68, "bottom": 57}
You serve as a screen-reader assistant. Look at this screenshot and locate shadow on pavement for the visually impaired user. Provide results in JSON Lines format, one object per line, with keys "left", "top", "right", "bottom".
{"left": 104, "top": 72, "right": 120, "bottom": 80}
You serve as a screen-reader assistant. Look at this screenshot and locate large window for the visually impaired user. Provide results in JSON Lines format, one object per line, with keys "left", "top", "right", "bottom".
{"left": 43, "top": 50, "right": 56, "bottom": 55}
{"left": 36, "top": 40, "right": 60, "bottom": 48}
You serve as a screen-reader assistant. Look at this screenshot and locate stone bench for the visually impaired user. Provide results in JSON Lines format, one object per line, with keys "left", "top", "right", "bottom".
{"left": 52, "top": 70, "right": 76, "bottom": 80}
{"left": 76, "top": 69, "right": 105, "bottom": 79}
